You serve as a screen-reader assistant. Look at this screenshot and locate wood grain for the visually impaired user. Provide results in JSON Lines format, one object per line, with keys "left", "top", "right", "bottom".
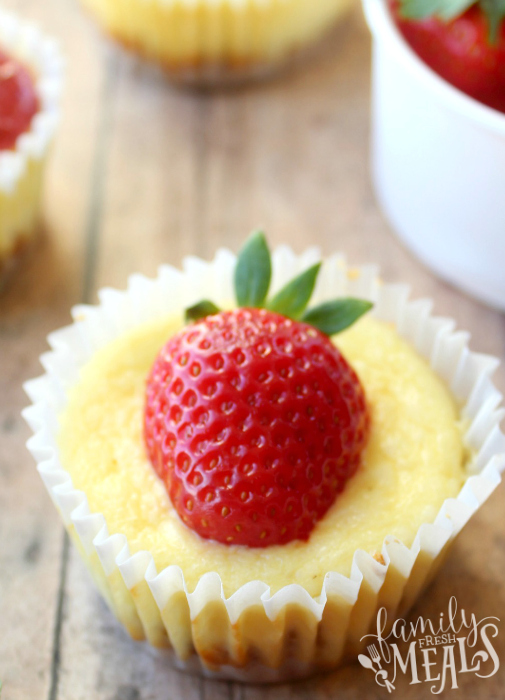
{"left": 0, "top": 0, "right": 504, "bottom": 698}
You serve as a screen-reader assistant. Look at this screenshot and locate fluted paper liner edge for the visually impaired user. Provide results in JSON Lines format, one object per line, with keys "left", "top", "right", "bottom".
{"left": 23, "top": 247, "right": 505, "bottom": 682}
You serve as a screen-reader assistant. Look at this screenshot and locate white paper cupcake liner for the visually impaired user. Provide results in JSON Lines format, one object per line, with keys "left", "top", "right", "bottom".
{"left": 0, "top": 7, "right": 63, "bottom": 194}
{"left": 23, "top": 247, "right": 505, "bottom": 682}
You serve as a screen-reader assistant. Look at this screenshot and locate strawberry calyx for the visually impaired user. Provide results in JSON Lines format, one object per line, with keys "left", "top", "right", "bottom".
{"left": 144, "top": 232, "right": 373, "bottom": 548}
{"left": 186, "top": 230, "right": 373, "bottom": 334}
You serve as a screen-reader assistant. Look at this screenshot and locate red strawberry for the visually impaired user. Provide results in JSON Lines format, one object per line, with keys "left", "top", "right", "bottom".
{"left": 391, "top": 0, "right": 505, "bottom": 113}
{"left": 144, "top": 232, "right": 372, "bottom": 547}
{"left": 0, "top": 51, "right": 39, "bottom": 151}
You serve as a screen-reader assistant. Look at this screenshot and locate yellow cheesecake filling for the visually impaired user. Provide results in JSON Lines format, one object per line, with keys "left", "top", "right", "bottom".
{"left": 0, "top": 158, "right": 45, "bottom": 269}
{"left": 58, "top": 316, "right": 465, "bottom": 598}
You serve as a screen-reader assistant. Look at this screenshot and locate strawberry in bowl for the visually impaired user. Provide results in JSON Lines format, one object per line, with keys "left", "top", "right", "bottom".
{"left": 364, "top": 0, "right": 505, "bottom": 311}
{"left": 390, "top": 0, "right": 505, "bottom": 113}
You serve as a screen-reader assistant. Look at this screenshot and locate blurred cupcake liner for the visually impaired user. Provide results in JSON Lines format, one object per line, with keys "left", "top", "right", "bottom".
{"left": 80, "top": 0, "right": 354, "bottom": 86}
{"left": 0, "top": 7, "right": 63, "bottom": 283}
{"left": 23, "top": 247, "right": 505, "bottom": 682}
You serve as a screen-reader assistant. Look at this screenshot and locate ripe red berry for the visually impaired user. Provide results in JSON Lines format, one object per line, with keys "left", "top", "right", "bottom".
{"left": 390, "top": 1, "right": 505, "bottom": 114}
{"left": 144, "top": 308, "right": 369, "bottom": 547}
{"left": 0, "top": 51, "right": 39, "bottom": 151}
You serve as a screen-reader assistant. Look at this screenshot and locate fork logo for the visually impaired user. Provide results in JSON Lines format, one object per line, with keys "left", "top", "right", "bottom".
{"left": 359, "top": 597, "right": 500, "bottom": 694}
{"left": 359, "top": 645, "right": 395, "bottom": 692}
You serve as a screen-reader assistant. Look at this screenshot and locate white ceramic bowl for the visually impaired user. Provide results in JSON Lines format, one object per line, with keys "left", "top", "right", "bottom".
{"left": 364, "top": 0, "right": 505, "bottom": 311}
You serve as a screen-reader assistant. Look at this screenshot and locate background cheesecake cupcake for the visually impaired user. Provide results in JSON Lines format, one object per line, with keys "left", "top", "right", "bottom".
{"left": 0, "top": 7, "right": 63, "bottom": 287}
{"left": 79, "top": 0, "right": 355, "bottom": 85}
{"left": 23, "top": 239, "right": 505, "bottom": 681}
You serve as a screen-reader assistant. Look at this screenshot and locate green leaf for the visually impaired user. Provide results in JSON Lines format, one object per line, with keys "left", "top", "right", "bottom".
{"left": 399, "top": 0, "right": 444, "bottom": 19}
{"left": 481, "top": 0, "right": 505, "bottom": 43}
{"left": 234, "top": 230, "right": 272, "bottom": 307}
{"left": 399, "top": 0, "right": 473, "bottom": 20}
{"left": 185, "top": 300, "right": 221, "bottom": 322}
{"left": 301, "top": 298, "right": 373, "bottom": 336}
{"left": 267, "top": 263, "right": 321, "bottom": 319}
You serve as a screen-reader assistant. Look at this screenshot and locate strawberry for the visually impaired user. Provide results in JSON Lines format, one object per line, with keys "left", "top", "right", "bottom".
{"left": 0, "top": 51, "right": 39, "bottom": 151}
{"left": 144, "top": 233, "right": 372, "bottom": 547}
{"left": 391, "top": 0, "right": 505, "bottom": 113}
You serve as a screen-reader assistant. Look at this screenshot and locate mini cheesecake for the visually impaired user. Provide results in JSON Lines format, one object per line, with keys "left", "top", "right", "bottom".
{"left": 24, "top": 247, "right": 504, "bottom": 680}
{"left": 0, "top": 9, "right": 62, "bottom": 284}
{"left": 79, "top": 0, "right": 355, "bottom": 85}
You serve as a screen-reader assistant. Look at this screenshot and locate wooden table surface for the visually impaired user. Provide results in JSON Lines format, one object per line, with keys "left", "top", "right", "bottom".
{"left": 1, "top": 1, "right": 504, "bottom": 698}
